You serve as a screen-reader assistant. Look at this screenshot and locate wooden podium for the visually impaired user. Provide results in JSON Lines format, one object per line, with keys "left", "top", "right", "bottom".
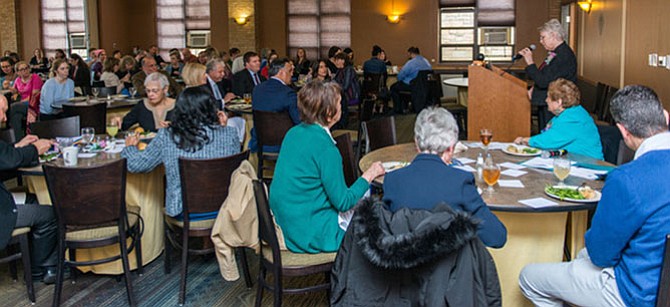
{"left": 467, "top": 65, "right": 530, "bottom": 142}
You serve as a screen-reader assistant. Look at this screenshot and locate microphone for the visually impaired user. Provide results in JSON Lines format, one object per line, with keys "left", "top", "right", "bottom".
{"left": 511, "top": 44, "right": 536, "bottom": 61}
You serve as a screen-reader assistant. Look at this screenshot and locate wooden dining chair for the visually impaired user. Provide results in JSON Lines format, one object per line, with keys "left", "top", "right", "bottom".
{"left": 334, "top": 133, "right": 358, "bottom": 187}
{"left": 358, "top": 116, "right": 397, "bottom": 161}
{"left": 44, "top": 159, "right": 142, "bottom": 307}
{"left": 164, "top": 150, "right": 252, "bottom": 305}
{"left": 253, "top": 110, "right": 295, "bottom": 183}
{"left": 29, "top": 115, "right": 80, "bottom": 139}
{"left": 0, "top": 227, "right": 35, "bottom": 304}
{"left": 63, "top": 102, "right": 107, "bottom": 134}
{"left": 656, "top": 234, "right": 670, "bottom": 307}
{"left": 252, "top": 180, "right": 335, "bottom": 307}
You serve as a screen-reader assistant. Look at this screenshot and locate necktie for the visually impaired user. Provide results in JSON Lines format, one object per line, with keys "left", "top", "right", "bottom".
{"left": 253, "top": 73, "right": 260, "bottom": 85}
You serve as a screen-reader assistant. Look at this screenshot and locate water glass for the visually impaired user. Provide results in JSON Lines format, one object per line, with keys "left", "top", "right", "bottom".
{"left": 81, "top": 127, "right": 95, "bottom": 145}
{"left": 129, "top": 87, "right": 137, "bottom": 98}
{"left": 91, "top": 87, "right": 100, "bottom": 99}
{"left": 553, "top": 158, "right": 571, "bottom": 186}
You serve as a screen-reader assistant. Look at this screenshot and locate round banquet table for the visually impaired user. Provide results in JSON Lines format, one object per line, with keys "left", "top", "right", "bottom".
{"left": 443, "top": 77, "right": 469, "bottom": 107}
{"left": 360, "top": 143, "right": 611, "bottom": 307}
{"left": 19, "top": 152, "right": 165, "bottom": 275}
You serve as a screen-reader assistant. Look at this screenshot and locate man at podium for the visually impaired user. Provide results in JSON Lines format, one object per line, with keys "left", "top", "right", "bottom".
{"left": 518, "top": 19, "right": 576, "bottom": 132}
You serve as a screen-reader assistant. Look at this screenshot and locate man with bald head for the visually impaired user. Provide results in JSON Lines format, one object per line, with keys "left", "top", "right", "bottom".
{"left": 131, "top": 56, "right": 182, "bottom": 97}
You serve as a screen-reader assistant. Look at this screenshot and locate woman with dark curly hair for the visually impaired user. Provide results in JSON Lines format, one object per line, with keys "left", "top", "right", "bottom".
{"left": 121, "top": 86, "right": 240, "bottom": 219}
{"left": 68, "top": 53, "right": 91, "bottom": 95}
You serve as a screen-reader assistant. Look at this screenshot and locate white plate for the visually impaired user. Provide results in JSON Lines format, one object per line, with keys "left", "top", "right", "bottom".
{"left": 139, "top": 132, "right": 157, "bottom": 140}
{"left": 227, "top": 104, "right": 252, "bottom": 111}
{"left": 502, "top": 145, "right": 542, "bottom": 157}
{"left": 68, "top": 96, "right": 88, "bottom": 102}
{"left": 382, "top": 161, "right": 409, "bottom": 172}
{"left": 544, "top": 185, "right": 602, "bottom": 203}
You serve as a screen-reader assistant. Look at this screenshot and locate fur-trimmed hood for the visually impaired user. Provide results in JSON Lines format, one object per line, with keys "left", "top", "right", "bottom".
{"left": 351, "top": 198, "right": 480, "bottom": 270}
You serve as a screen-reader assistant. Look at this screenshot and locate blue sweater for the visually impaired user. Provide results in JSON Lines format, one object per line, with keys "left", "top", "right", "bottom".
{"left": 585, "top": 149, "right": 670, "bottom": 307}
{"left": 40, "top": 77, "right": 74, "bottom": 115}
{"left": 529, "top": 105, "right": 603, "bottom": 160}
{"left": 121, "top": 126, "right": 240, "bottom": 216}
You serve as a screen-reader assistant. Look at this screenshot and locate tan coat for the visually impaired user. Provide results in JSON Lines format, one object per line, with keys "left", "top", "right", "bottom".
{"left": 211, "top": 160, "right": 286, "bottom": 281}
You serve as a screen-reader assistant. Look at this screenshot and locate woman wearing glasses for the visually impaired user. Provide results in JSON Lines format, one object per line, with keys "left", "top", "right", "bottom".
{"left": 9, "top": 61, "right": 43, "bottom": 139}
{"left": 112, "top": 72, "right": 175, "bottom": 132}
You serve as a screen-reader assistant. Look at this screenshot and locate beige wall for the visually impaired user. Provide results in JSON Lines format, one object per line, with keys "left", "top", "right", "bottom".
{"left": 18, "top": 0, "right": 41, "bottom": 61}
{"left": 0, "top": 0, "right": 19, "bottom": 54}
{"left": 577, "top": 0, "right": 623, "bottom": 87}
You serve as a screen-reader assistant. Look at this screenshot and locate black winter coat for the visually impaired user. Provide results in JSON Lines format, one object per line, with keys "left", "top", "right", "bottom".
{"left": 331, "top": 199, "right": 502, "bottom": 307}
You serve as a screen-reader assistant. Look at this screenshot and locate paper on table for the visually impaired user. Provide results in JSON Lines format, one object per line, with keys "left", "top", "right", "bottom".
{"left": 11, "top": 192, "right": 26, "bottom": 204}
{"left": 497, "top": 179, "right": 525, "bottom": 188}
{"left": 521, "top": 157, "right": 576, "bottom": 169}
{"left": 453, "top": 165, "right": 477, "bottom": 172}
{"left": 500, "top": 162, "right": 526, "bottom": 170}
{"left": 519, "top": 197, "right": 558, "bottom": 208}
{"left": 455, "top": 157, "right": 476, "bottom": 164}
{"left": 500, "top": 169, "right": 527, "bottom": 177}
{"left": 569, "top": 167, "right": 607, "bottom": 180}
{"left": 488, "top": 142, "right": 514, "bottom": 150}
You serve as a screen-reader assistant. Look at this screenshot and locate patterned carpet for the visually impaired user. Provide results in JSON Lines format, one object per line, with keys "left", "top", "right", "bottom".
{"left": 0, "top": 248, "right": 329, "bottom": 307}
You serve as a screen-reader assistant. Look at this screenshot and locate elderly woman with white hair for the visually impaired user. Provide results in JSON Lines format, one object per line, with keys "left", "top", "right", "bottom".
{"left": 518, "top": 18, "right": 577, "bottom": 131}
{"left": 382, "top": 107, "right": 507, "bottom": 248}
{"left": 114, "top": 72, "right": 176, "bottom": 132}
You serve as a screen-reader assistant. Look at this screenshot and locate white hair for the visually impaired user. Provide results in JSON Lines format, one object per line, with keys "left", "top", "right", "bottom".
{"left": 539, "top": 19, "right": 566, "bottom": 41}
{"left": 144, "top": 72, "right": 169, "bottom": 89}
{"left": 414, "top": 107, "right": 459, "bottom": 154}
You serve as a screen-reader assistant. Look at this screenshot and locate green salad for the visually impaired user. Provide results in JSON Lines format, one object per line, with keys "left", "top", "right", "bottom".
{"left": 522, "top": 147, "right": 539, "bottom": 154}
{"left": 544, "top": 185, "right": 585, "bottom": 200}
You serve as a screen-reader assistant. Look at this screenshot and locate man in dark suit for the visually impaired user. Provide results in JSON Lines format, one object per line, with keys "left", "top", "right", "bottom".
{"left": 382, "top": 107, "right": 507, "bottom": 248}
{"left": 0, "top": 95, "right": 59, "bottom": 284}
{"left": 249, "top": 58, "right": 300, "bottom": 152}
{"left": 232, "top": 51, "right": 265, "bottom": 97}
{"left": 519, "top": 19, "right": 577, "bottom": 132}
{"left": 205, "top": 59, "right": 235, "bottom": 109}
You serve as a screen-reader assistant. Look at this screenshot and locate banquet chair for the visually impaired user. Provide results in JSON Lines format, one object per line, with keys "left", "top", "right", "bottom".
{"left": 44, "top": 159, "right": 142, "bottom": 307}
{"left": 334, "top": 133, "right": 358, "bottom": 186}
{"left": 29, "top": 115, "right": 80, "bottom": 139}
{"left": 357, "top": 116, "right": 397, "bottom": 162}
{"left": 252, "top": 180, "right": 335, "bottom": 307}
{"left": 164, "top": 150, "right": 252, "bottom": 305}
{"left": 253, "top": 110, "right": 294, "bottom": 183}
{"left": 657, "top": 234, "right": 670, "bottom": 307}
{"left": 63, "top": 102, "right": 107, "bottom": 134}
{"left": 95, "top": 86, "right": 117, "bottom": 97}
{"left": 0, "top": 227, "right": 35, "bottom": 304}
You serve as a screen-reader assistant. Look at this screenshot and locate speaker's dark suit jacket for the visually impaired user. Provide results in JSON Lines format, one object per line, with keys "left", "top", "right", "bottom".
{"left": 232, "top": 69, "right": 266, "bottom": 97}
{"left": 382, "top": 153, "right": 507, "bottom": 248}
{"left": 525, "top": 42, "right": 577, "bottom": 107}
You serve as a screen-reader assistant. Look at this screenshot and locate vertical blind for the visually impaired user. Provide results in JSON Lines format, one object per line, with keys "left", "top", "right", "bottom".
{"left": 41, "top": 0, "right": 86, "bottom": 57}
{"left": 156, "top": 0, "right": 210, "bottom": 54}
{"left": 287, "top": 0, "right": 350, "bottom": 59}
{"left": 439, "top": 0, "right": 515, "bottom": 25}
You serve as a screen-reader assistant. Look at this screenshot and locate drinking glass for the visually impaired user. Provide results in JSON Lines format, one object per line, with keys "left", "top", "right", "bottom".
{"left": 91, "top": 87, "right": 100, "bottom": 99}
{"left": 81, "top": 127, "right": 95, "bottom": 145}
{"left": 106, "top": 120, "right": 119, "bottom": 140}
{"left": 480, "top": 128, "right": 492, "bottom": 151}
{"left": 483, "top": 163, "right": 501, "bottom": 193}
{"left": 243, "top": 93, "right": 252, "bottom": 104}
{"left": 129, "top": 87, "right": 137, "bottom": 98}
{"left": 553, "top": 157, "right": 571, "bottom": 186}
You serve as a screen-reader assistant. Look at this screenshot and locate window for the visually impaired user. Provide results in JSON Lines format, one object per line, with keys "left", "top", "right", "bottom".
{"left": 287, "top": 0, "right": 350, "bottom": 60}
{"left": 156, "top": 0, "right": 210, "bottom": 58}
{"left": 40, "top": 0, "right": 88, "bottom": 58}
{"left": 439, "top": 0, "right": 515, "bottom": 63}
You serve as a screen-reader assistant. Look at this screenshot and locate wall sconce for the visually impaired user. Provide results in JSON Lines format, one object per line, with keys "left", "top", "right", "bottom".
{"left": 577, "top": 0, "right": 592, "bottom": 13}
{"left": 386, "top": 14, "right": 401, "bottom": 24}
{"left": 233, "top": 16, "right": 249, "bottom": 25}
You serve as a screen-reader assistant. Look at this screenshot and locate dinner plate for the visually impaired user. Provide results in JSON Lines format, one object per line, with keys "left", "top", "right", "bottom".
{"left": 229, "top": 98, "right": 246, "bottom": 104}
{"left": 502, "top": 145, "right": 541, "bottom": 157}
{"left": 227, "top": 104, "right": 252, "bottom": 111}
{"left": 382, "top": 161, "right": 409, "bottom": 172}
{"left": 544, "top": 185, "right": 602, "bottom": 203}
{"left": 139, "top": 132, "right": 157, "bottom": 140}
{"left": 68, "top": 96, "right": 88, "bottom": 102}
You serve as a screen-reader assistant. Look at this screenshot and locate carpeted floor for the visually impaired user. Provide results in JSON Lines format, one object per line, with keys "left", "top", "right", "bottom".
{"left": 0, "top": 248, "right": 331, "bottom": 307}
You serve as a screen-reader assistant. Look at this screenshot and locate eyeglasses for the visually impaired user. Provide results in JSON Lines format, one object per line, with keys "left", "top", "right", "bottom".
{"left": 17, "top": 67, "right": 29, "bottom": 71}
{"left": 145, "top": 88, "right": 163, "bottom": 94}
{"left": 1, "top": 65, "right": 11, "bottom": 69}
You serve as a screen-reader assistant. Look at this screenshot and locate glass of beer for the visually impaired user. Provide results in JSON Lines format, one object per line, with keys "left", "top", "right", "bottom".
{"left": 480, "top": 128, "right": 493, "bottom": 151}
{"left": 483, "top": 163, "right": 501, "bottom": 193}
{"left": 553, "top": 157, "right": 571, "bottom": 186}
{"left": 106, "top": 120, "right": 119, "bottom": 140}
{"left": 243, "top": 93, "right": 252, "bottom": 104}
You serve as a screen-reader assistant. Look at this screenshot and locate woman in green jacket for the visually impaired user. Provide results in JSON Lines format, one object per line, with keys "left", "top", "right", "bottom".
{"left": 269, "top": 81, "right": 385, "bottom": 253}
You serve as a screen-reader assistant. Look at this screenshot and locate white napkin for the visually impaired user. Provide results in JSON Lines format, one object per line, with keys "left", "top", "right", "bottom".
{"left": 519, "top": 197, "right": 558, "bottom": 208}
{"left": 500, "top": 169, "right": 527, "bottom": 177}
{"left": 498, "top": 179, "right": 525, "bottom": 188}
{"left": 500, "top": 162, "right": 526, "bottom": 170}
{"left": 455, "top": 157, "right": 476, "bottom": 164}
{"left": 453, "top": 165, "right": 476, "bottom": 173}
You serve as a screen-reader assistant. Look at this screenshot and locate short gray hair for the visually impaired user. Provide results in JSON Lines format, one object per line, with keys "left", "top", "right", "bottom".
{"left": 414, "top": 107, "right": 459, "bottom": 154}
{"left": 205, "top": 59, "right": 223, "bottom": 74}
{"left": 539, "top": 19, "right": 566, "bottom": 41}
{"left": 144, "top": 72, "right": 169, "bottom": 89}
{"left": 610, "top": 85, "right": 668, "bottom": 138}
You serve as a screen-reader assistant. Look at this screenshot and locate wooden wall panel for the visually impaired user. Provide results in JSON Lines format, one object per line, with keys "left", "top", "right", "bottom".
{"left": 577, "top": 0, "right": 623, "bottom": 87}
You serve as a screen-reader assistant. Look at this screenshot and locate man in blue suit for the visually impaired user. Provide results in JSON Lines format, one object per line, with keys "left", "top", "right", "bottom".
{"left": 250, "top": 58, "right": 300, "bottom": 152}
{"left": 382, "top": 107, "right": 507, "bottom": 248}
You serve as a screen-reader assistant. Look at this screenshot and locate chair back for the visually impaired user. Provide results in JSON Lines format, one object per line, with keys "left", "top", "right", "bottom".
{"left": 178, "top": 150, "right": 250, "bottom": 219}
{"left": 253, "top": 110, "right": 294, "bottom": 149}
{"left": 616, "top": 139, "right": 635, "bottom": 166}
{"left": 601, "top": 86, "right": 618, "bottom": 125}
{"left": 95, "top": 86, "right": 117, "bottom": 96}
{"left": 410, "top": 70, "right": 438, "bottom": 112}
{"left": 253, "top": 180, "right": 282, "bottom": 265}
{"left": 658, "top": 234, "right": 670, "bottom": 307}
{"left": 63, "top": 102, "right": 107, "bottom": 134}
{"left": 334, "top": 133, "right": 357, "bottom": 187}
{"left": 43, "top": 159, "right": 127, "bottom": 228}
{"left": 29, "top": 116, "right": 80, "bottom": 139}
{"left": 0, "top": 128, "right": 16, "bottom": 143}
{"left": 593, "top": 82, "right": 609, "bottom": 121}
{"left": 361, "top": 73, "right": 384, "bottom": 99}
{"left": 362, "top": 116, "right": 397, "bottom": 154}
{"left": 91, "top": 80, "right": 105, "bottom": 88}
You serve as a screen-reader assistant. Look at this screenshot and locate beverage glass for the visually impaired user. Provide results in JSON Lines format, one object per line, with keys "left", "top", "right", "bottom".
{"left": 553, "top": 157, "right": 571, "bottom": 186}
{"left": 91, "top": 87, "right": 100, "bottom": 99}
{"left": 106, "top": 121, "right": 119, "bottom": 140}
{"left": 243, "top": 93, "right": 252, "bottom": 104}
{"left": 81, "top": 127, "right": 95, "bottom": 145}
{"left": 483, "top": 163, "right": 501, "bottom": 193}
{"left": 480, "top": 128, "right": 492, "bottom": 150}
{"left": 129, "top": 87, "right": 137, "bottom": 98}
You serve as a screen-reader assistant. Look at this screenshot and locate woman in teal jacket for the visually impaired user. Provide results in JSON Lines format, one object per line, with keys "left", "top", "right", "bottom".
{"left": 515, "top": 78, "right": 603, "bottom": 160}
{"left": 269, "top": 81, "right": 385, "bottom": 253}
